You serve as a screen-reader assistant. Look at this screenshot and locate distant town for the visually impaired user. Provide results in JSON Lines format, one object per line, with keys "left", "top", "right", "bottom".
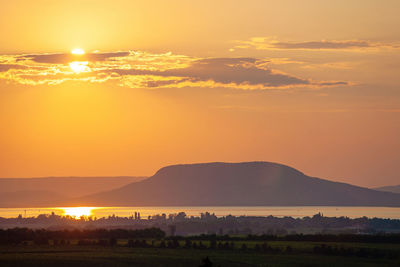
{"left": 1, "top": 212, "right": 399, "bottom": 236}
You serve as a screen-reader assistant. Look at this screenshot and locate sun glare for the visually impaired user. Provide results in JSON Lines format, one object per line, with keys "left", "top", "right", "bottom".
{"left": 71, "top": 48, "right": 85, "bottom": 55}
{"left": 62, "top": 207, "right": 95, "bottom": 218}
{"left": 69, "top": 61, "right": 90, "bottom": 73}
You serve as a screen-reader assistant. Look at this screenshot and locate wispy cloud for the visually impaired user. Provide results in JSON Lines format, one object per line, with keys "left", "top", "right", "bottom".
{"left": 0, "top": 50, "right": 348, "bottom": 90}
{"left": 234, "top": 37, "right": 399, "bottom": 51}
{"left": 214, "top": 106, "right": 400, "bottom": 113}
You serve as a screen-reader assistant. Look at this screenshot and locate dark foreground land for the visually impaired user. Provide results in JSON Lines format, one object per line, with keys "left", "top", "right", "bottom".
{"left": 0, "top": 230, "right": 399, "bottom": 267}
{"left": 1, "top": 243, "right": 400, "bottom": 267}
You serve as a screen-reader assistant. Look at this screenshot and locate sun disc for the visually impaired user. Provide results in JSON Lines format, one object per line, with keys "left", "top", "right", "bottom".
{"left": 71, "top": 48, "right": 85, "bottom": 55}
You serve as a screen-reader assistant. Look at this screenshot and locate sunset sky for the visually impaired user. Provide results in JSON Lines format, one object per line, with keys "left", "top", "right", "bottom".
{"left": 0, "top": 0, "right": 399, "bottom": 187}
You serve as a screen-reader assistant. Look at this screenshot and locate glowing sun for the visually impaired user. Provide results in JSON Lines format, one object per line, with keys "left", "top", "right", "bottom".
{"left": 71, "top": 48, "right": 85, "bottom": 55}
{"left": 62, "top": 207, "right": 95, "bottom": 217}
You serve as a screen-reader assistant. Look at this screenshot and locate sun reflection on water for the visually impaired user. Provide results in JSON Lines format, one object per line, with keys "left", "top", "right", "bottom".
{"left": 62, "top": 207, "right": 96, "bottom": 218}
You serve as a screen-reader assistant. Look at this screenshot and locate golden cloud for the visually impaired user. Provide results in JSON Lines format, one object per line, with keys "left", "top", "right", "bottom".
{"left": 0, "top": 50, "right": 348, "bottom": 90}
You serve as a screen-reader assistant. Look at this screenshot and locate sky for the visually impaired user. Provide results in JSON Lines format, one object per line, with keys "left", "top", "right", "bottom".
{"left": 0, "top": 0, "right": 399, "bottom": 187}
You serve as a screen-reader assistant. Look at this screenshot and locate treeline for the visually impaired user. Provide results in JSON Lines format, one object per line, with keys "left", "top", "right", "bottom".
{"left": 1, "top": 228, "right": 400, "bottom": 245}
{"left": 184, "top": 233, "right": 400, "bottom": 243}
{"left": 0, "top": 228, "right": 165, "bottom": 245}
{"left": 0, "top": 228, "right": 398, "bottom": 259}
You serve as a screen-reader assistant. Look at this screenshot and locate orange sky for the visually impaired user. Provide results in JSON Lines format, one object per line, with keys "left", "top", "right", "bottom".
{"left": 0, "top": 0, "right": 399, "bottom": 187}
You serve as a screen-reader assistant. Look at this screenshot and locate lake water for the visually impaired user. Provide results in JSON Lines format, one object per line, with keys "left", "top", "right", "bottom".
{"left": 0, "top": 206, "right": 399, "bottom": 219}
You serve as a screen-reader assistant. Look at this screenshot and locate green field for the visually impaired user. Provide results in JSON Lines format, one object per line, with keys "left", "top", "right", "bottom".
{"left": 1, "top": 241, "right": 399, "bottom": 267}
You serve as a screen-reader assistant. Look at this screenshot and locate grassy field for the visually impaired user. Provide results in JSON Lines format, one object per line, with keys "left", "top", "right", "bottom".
{"left": 0, "top": 241, "right": 399, "bottom": 267}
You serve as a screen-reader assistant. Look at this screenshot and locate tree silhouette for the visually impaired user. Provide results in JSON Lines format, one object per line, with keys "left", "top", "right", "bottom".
{"left": 199, "top": 256, "right": 213, "bottom": 267}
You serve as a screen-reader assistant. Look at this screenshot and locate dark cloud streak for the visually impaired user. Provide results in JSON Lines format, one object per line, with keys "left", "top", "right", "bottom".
{"left": 234, "top": 38, "right": 399, "bottom": 51}
{"left": 0, "top": 64, "right": 27, "bottom": 72}
{"left": 114, "top": 58, "right": 309, "bottom": 87}
{"left": 19, "top": 51, "right": 130, "bottom": 64}
{"left": 274, "top": 40, "right": 371, "bottom": 50}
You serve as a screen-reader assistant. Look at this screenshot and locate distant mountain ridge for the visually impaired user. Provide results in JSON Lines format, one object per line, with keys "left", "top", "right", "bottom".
{"left": 0, "top": 176, "right": 145, "bottom": 207}
{"left": 0, "top": 190, "right": 66, "bottom": 208}
{"left": 374, "top": 185, "right": 400, "bottom": 194}
{"left": 73, "top": 162, "right": 400, "bottom": 207}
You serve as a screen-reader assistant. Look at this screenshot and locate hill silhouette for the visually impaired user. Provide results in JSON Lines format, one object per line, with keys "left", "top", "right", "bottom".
{"left": 75, "top": 162, "right": 400, "bottom": 207}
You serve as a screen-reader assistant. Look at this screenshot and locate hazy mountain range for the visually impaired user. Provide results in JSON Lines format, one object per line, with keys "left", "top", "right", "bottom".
{"left": 0, "top": 177, "right": 144, "bottom": 207}
{"left": 1, "top": 162, "right": 400, "bottom": 208}
{"left": 374, "top": 185, "right": 400, "bottom": 194}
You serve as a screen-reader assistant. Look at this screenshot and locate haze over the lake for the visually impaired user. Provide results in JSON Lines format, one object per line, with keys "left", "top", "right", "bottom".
{"left": 0, "top": 0, "right": 400, "bottom": 188}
